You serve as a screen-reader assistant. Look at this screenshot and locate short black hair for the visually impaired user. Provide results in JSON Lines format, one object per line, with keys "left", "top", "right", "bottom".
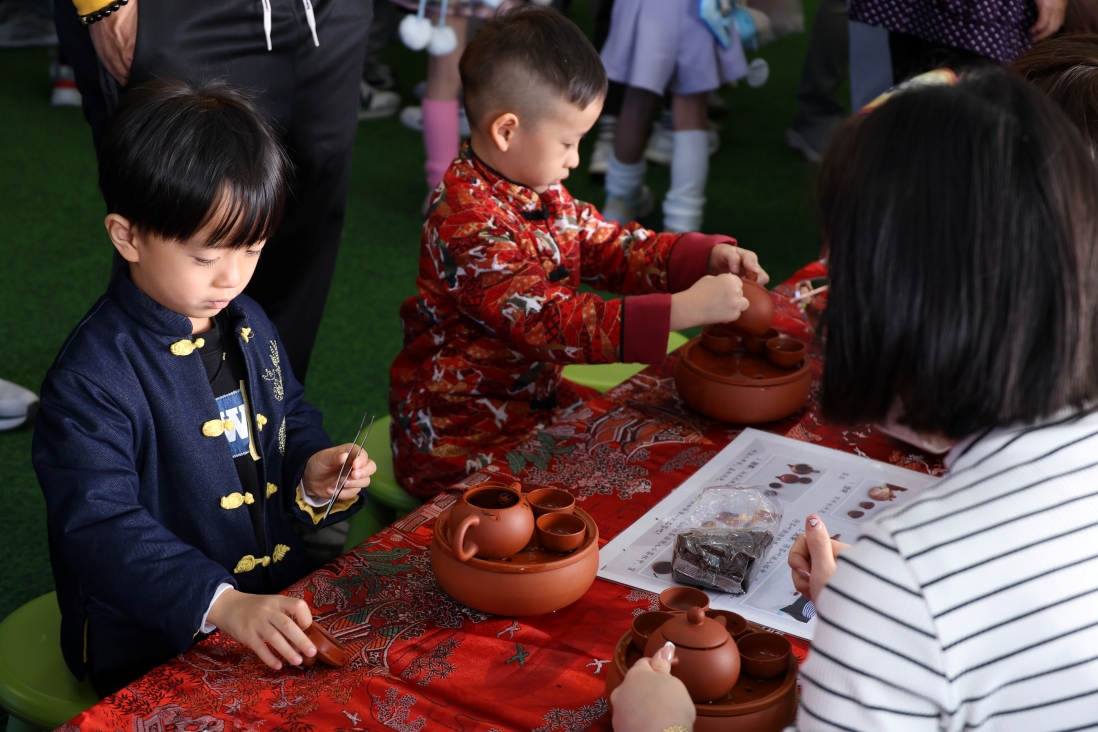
{"left": 818, "top": 69, "right": 1098, "bottom": 437}
{"left": 1013, "top": 34, "right": 1098, "bottom": 156}
{"left": 98, "top": 78, "right": 291, "bottom": 249}
{"left": 459, "top": 5, "right": 607, "bottom": 127}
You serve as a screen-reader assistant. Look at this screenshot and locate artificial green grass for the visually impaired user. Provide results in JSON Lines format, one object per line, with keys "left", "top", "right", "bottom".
{"left": 0, "top": 2, "right": 823, "bottom": 637}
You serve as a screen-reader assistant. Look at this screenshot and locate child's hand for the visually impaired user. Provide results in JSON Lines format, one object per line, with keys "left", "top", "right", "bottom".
{"left": 670, "top": 273, "right": 749, "bottom": 331}
{"left": 708, "top": 243, "right": 769, "bottom": 285}
{"left": 206, "top": 589, "right": 316, "bottom": 670}
{"left": 610, "top": 642, "right": 696, "bottom": 732}
{"left": 302, "top": 444, "right": 376, "bottom": 502}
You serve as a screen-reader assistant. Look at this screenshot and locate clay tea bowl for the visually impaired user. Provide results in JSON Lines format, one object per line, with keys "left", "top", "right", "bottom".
{"left": 738, "top": 632, "right": 792, "bottom": 680}
{"left": 631, "top": 611, "right": 675, "bottom": 652}
{"left": 743, "top": 328, "right": 780, "bottom": 354}
{"left": 658, "top": 586, "right": 710, "bottom": 613}
{"left": 705, "top": 609, "right": 750, "bottom": 641}
{"left": 301, "top": 622, "right": 348, "bottom": 667}
{"left": 536, "top": 513, "right": 587, "bottom": 553}
{"left": 527, "top": 487, "right": 576, "bottom": 519}
{"left": 765, "top": 337, "right": 807, "bottom": 369}
{"left": 701, "top": 323, "right": 742, "bottom": 354}
{"left": 450, "top": 481, "right": 535, "bottom": 561}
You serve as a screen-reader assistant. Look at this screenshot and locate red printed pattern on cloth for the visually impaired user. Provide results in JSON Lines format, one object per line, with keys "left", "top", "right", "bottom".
{"left": 67, "top": 262, "right": 947, "bottom": 732}
{"left": 389, "top": 144, "right": 685, "bottom": 499}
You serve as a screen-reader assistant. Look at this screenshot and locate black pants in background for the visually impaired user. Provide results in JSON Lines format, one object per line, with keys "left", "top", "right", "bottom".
{"left": 55, "top": 0, "right": 372, "bottom": 382}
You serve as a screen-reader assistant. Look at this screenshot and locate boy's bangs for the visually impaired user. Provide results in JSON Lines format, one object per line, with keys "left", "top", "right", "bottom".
{"left": 201, "top": 180, "right": 284, "bottom": 249}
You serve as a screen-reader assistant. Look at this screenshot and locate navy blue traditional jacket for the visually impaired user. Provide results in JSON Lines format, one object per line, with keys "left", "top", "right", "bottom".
{"left": 32, "top": 273, "right": 360, "bottom": 678}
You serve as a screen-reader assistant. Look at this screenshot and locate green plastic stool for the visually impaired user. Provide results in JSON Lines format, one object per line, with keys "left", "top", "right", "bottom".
{"left": 0, "top": 592, "right": 100, "bottom": 731}
{"left": 362, "top": 415, "right": 421, "bottom": 519}
{"left": 563, "top": 330, "right": 689, "bottom": 393}
{"left": 342, "top": 493, "right": 393, "bottom": 552}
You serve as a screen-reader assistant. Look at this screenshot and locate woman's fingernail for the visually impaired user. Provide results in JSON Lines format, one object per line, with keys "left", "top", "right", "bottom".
{"left": 807, "top": 517, "right": 820, "bottom": 528}
{"left": 657, "top": 641, "right": 676, "bottom": 662}
{"left": 796, "top": 568, "right": 810, "bottom": 578}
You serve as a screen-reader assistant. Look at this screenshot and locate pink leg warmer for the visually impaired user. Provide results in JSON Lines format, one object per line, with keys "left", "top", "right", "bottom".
{"left": 422, "top": 98, "right": 461, "bottom": 191}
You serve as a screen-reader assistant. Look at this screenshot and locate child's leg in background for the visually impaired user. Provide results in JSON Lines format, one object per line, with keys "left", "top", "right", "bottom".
{"left": 422, "top": 15, "right": 467, "bottom": 194}
{"left": 605, "top": 84, "right": 660, "bottom": 223}
{"left": 664, "top": 91, "right": 710, "bottom": 233}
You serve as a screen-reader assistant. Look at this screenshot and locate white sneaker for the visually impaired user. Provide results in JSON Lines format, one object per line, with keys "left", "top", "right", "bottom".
{"left": 784, "top": 128, "right": 823, "bottom": 164}
{"left": 645, "top": 115, "right": 721, "bottom": 166}
{"left": 603, "top": 186, "right": 654, "bottom": 224}
{"left": 0, "top": 379, "right": 39, "bottom": 431}
{"left": 0, "top": 2, "right": 58, "bottom": 48}
{"left": 399, "top": 104, "right": 471, "bottom": 138}
{"left": 587, "top": 115, "right": 616, "bottom": 180}
{"left": 50, "top": 60, "right": 81, "bottom": 107}
{"left": 359, "top": 80, "right": 400, "bottom": 121}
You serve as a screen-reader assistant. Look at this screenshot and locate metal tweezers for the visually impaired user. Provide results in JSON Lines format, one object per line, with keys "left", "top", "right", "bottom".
{"left": 321, "top": 412, "right": 375, "bottom": 522}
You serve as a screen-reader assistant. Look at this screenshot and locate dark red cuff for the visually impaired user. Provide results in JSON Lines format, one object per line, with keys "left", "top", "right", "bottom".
{"left": 621, "top": 294, "right": 672, "bottom": 364}
{"left": 668, "top": 233, "right": 737, "bottom": 293}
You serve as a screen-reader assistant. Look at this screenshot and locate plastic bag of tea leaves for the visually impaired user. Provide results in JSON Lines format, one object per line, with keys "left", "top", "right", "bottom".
{"left": 671, "top": 486, "right": 783, "bottom": 594}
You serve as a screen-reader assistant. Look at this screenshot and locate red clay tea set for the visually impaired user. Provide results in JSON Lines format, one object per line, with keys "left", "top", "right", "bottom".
{"left": 606, "top": 588, "right": 798, "bottom": 732}
{"left": 430, "top": 482, "right": 600, "bottom": 616}
{"left": 675, "top": 279, "right": 811, "bottom": 424}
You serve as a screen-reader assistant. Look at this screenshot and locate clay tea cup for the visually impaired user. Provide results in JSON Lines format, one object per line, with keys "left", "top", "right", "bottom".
{"left": 631, "top": 611, "right": 675, "bottom": 652}
{"left": 527, "top": 487, "right": 576, "bottom": 519}
{"left": 743, "top": 328, "right": 780, "bottom": 354}
{"left": 765, "top": 337, "right": 807, "bottom": 368}
{"left": 738, "top": 631, "right": 792, "bottom": 680}
{"left": 450, "top": 482, "right": 535, "bottom": 561}
{"left": 705, "top": 609, "right": 750, "bottom": 641}
{"left": 734, "top": 279, "right": 776, "bottom": 337}
{"left": 658, "top": 586, "right": 710, "bottom": 613}
{"left": 701, "top": 323, "right": 742, "bottom": 354}
{"left": 535, "top": 513, "right": 587, "bottom": 553}
{"left": 301, "top": 622, "right": 348, "bottom": 667}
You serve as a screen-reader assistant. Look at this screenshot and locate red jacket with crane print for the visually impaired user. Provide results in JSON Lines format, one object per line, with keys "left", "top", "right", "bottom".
{"left": 389, "top": 144, "right": 732, "bottom": 498}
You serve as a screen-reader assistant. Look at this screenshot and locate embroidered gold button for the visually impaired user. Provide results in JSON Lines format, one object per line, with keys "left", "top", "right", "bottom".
{"left": 170, "top": 338, "right": 205, "bottom": 356}
{"left": 266, "top": 482, "right": 278, "bottom": 498}
{"left": 201, "top": 419, "right": 234, "bottom": 437}
{"left": 219, "top": 492, "right": 254, "bottom": 510}
{"left": 272, "top": 544, "right": 290, "bottom": 562}
{"left": 240, "top": 327, "right": 253, "bottom": 343}
{"left": 233, "top": 554, "right": 271, "bottom": 574}
{"left": 256, "top": 414, "right": 267, "bottom": 431}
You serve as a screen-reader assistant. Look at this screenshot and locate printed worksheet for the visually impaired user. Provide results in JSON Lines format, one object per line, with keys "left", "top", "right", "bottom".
{"left": 597, "top": 429, "right": 938, "bottom": 639}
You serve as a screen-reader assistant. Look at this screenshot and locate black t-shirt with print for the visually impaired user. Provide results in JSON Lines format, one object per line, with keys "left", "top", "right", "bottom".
{"left": 197, "top": 313, "right": 268, "bottom": 586}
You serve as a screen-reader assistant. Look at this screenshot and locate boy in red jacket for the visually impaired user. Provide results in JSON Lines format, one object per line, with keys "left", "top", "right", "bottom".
{"left": 390, "top": 7, "right": 768, "bottom": 498}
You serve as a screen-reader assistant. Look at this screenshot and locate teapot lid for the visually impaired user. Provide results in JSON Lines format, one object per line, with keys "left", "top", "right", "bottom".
{"left": 659, "top": 607, "right": 731, "bottom": 650}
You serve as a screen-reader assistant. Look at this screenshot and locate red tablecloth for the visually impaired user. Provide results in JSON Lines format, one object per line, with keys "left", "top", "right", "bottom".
{"left": 64, "top": 262, "right": 946, "bottom": 732}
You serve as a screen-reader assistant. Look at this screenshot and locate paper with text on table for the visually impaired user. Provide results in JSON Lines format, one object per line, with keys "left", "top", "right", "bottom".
{"left": 597, "top": 428, "right": 938, "bottom": 640}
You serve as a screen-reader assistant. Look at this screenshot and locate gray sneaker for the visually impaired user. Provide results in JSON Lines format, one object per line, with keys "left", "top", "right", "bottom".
{"left": 0, "top": 3, "right": 58, "bottom": 48}
{"left": 784, "top": 128, "right": 823, "bottom": 164}
{"left": 603, "top": 186, "right": 654, "bottom": 225}
{"left": 359, "top": 80, "right": 400, "bottom": 121}
{"left": 0, "top": 378, "right": 39, "bottom": 431}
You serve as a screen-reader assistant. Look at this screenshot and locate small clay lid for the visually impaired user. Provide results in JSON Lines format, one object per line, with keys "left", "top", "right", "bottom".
{"left": 659, "top": 607, "right": 731, "bottom": 650}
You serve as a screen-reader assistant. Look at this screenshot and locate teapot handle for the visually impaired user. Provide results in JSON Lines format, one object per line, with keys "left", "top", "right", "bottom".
{"left": 452, "top": 514, "right": 481, "bottom": 562}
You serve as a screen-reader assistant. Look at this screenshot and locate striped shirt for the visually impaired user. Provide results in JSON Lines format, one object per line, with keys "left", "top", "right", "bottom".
{"left": 796, "top": 409, "right": 1098, "bottom": 731}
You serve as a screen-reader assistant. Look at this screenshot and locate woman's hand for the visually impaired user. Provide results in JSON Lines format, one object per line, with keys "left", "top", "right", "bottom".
{"left": 302, "top": 444, "right": 376, "bottom": 502}
{"left": 206, "top": 589, "right": 316, "bottom": 670}
{"left": 610, "top": 642, "right": 696, "bottom": 732}
{"left": 708, "top": 243, "right": 769, "bottom": 285}
{"left": 1031, "top": 0, "right": 1066, "bottom": 41}
{"left": 789, "top": 515, "right": 851, "bottom": 604}
{"left": 89, "top": 0, "right": 138, "bottom": 86}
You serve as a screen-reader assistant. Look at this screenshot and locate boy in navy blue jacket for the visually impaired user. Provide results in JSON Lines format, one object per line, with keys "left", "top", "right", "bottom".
{"left": 32, "top": 79, "right": 376, "bottom": 697}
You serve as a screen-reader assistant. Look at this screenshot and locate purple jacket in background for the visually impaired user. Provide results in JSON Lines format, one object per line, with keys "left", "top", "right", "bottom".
{"left": 849, "top": 0, "right": 1038, "bottom": 64}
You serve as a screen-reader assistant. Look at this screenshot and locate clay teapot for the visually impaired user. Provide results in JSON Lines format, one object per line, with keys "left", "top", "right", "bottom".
{"left": 732, "top": 279, "right": 776, "bottom": 337}
{"left": 450, "top": 482, "right": 535, "bottom": 561}
{"left": 644, "top": 607, "right": 741, "bottom": 702}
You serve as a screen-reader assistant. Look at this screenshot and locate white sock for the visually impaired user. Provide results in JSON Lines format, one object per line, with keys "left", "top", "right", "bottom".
{"left": 663, "top": 129, "right": 709, "bottom": 233}
{"left": 605, "top": 153, "right": 647, "bottom": 202}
